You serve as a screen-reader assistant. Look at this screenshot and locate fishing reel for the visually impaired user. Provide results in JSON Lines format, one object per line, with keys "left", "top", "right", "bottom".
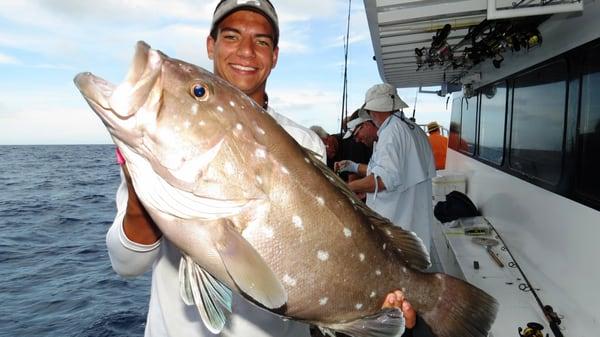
{"left": 518, "top": 322, "right": 548, "bottom": 337}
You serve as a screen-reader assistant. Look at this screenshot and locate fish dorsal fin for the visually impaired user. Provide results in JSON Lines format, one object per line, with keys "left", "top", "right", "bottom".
{"left": 304, "top": 148, "right": 430, "bottom": 270}
{"left": 319, "top": 308, "right": 405, "bottom": 337}
{"left": 211, "top": 219, "right": 287, "bottom": 309}
{"left": 179, "top": 255, "right": 232, "bottom": 333}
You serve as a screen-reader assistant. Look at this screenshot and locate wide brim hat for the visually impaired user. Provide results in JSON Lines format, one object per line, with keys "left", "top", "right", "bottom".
{"left": 427, "top": 121, "right": 440, "bottom": 132}
{"left": 211, "top": 0, "right": 279, "bottom": 46}
{"left": 363, "top": 83, "right": 408, "bottom": 112}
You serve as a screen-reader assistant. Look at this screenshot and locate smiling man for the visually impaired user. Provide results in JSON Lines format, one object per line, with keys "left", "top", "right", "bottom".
{"left": 105, "top": 2, "right": 423, "bottom": 337}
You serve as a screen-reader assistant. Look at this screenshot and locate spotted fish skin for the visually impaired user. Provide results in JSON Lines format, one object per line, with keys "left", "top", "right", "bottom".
{"left": 74, "top": 41, "right": 497, "bottom": 337}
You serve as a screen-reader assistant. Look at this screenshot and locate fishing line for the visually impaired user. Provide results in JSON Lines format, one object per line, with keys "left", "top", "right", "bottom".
{"left": 487, "top": 222, "right": 564, "bottom": 337}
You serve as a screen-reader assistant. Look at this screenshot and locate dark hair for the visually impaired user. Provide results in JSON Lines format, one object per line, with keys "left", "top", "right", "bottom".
{"left": 210, "top": 0, "right": 278, "bottom": 48}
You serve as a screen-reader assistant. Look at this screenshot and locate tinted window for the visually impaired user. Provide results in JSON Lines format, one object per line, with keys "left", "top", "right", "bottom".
{"left": 510, "top": 60, "right": 566, "bottom": 184}
{"left": 479, "top": 82, "right": 507, "bottom": 164}
{"left": 460, "top": 96, "right": 477, "bottom": 155}
{"left": 577, "top": 46, "right": 600, "bottom": 201}
{"left": 449, "top": 97, "right": 462, "bottom": 150}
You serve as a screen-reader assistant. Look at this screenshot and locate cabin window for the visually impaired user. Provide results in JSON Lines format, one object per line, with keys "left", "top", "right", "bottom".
{"left": 459, "top": 96, "right": 477, "bottom": 155}
{"left": 509, "top": 60, "right": 567, "bottom": 185}
{"left": 478, "top": 82, "right": 507, "bottom": 165}
{"left": 577, "top": 46, "right": 600, "bottom": 202}
{"left": 449, "top": 97, "right": 462, "bottom": 150}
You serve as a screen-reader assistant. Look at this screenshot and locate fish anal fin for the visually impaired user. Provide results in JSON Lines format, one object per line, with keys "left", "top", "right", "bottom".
{"left": 320, "top": 308, "right": 405, "bottom": 337}
{"left": 212, "top": 220, "right": 287, "bottom": 309}
{"left": 178, "top": 255, "right": 232, "bottom": 334}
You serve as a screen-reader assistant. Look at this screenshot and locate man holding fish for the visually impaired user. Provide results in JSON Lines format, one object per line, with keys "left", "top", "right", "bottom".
{"left": 106, "top": 1, "right": 397, "bottom": 336}
{"left": 76, "top": 1, "right": 496, "bottom": 337}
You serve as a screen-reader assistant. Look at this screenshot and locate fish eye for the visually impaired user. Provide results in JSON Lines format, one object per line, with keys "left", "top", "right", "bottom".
{"left": 190, "top": 83, "right": 210, "bottom": 101}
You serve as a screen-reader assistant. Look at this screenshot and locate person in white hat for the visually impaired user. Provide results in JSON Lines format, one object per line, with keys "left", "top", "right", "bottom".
{"left": 336, "top": 83, "right": 436, "bottom": 255}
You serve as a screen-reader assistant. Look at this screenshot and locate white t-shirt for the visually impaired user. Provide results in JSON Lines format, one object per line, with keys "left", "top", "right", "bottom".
{"left": 106, "top": 107, "right": 326, "bottom": 337}
{"left": 366, "top": 113, "right": 435, "bottom": 252}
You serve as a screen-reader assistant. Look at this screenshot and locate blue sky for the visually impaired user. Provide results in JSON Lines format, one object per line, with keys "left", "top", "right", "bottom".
{"left": 0, "top": 0, "right": 449, "bottom": 145}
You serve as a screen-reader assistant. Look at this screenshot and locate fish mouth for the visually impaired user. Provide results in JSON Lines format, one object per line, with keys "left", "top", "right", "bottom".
{"left": 74, "top": 41, "right": 163, "bottom": 128}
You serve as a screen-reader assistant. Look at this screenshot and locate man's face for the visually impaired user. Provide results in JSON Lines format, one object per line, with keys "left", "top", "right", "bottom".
{"left": 207, "top": 10, "right": 279, "bottom": 101}
{"left": 323, "top": 135, "right": 338, "bottom": 159}
{"left": 354, "top": 121, "right": 378, "bottom": 147}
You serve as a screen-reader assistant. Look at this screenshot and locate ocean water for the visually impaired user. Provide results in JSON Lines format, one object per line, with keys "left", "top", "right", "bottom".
{"left": 0, "top": 145, "right": 150, "bottom": 337}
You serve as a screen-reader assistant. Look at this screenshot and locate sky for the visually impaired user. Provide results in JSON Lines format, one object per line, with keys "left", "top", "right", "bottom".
{"left": 0, "top": 0, "right": 450, "bottom": 145}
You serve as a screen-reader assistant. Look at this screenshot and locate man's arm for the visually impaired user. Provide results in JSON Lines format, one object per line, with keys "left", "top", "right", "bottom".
{"left": 347, "top": 174, "right": 387, "bottom": 194}
{"left": 105, "top": 165, "right": 162, "bottom": 277}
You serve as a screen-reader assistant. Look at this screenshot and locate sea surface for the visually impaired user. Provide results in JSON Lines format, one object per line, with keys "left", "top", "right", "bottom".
{"left": 0, "top": 145, "right": 150, "bottom": 337}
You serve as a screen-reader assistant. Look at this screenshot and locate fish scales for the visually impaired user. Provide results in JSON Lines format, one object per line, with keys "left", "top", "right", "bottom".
{"left": 74, "top": 41, "right": 498, "bottom": 337}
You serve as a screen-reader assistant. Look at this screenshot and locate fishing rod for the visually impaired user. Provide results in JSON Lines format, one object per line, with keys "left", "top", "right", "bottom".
{"left": 339, "top": 0, "right": 352, "bottom": 136}
{"left": 487, "top": 223, "right": 564, "bottom": 337}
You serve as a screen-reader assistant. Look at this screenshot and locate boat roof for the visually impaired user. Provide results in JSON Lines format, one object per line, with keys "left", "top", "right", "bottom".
{"left": 363, "top": 0, "right": 584, "bottom": 89}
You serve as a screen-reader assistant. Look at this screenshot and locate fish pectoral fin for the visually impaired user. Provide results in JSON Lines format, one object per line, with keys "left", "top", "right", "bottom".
{"left": 320, "top": 308, "right": 405, "bottom": 337}
{"left": 178, "top": 255, "right": 232, "bottom": 334}
{"left": 212, "top": 221, "right": 287, "bottom": 309}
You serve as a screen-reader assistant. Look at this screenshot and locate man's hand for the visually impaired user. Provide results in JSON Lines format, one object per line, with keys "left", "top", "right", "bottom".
{"left": 381, "top": 290, "right": 417, "bottom": 329}
{"left": 334, "top": 160, "right": 359, "bottom": 174}
{"left": 121, "top": 162, "right": 162, "bottom": 245}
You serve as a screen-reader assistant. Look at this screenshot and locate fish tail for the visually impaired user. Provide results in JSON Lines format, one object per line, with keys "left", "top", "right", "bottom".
{"left": 420, "top": 273, "right": 498, "bottom": 337}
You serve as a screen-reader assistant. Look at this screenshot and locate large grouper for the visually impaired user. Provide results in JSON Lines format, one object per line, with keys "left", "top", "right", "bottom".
{"left": 74, "top": 41, "right": 497, "bottom": 337}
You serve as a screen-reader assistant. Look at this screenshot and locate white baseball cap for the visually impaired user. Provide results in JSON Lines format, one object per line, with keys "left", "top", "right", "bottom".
{"left": 343, "top": 115, "right": 371, "bottom": 139}
{"left": 363, "top": 83, "right": 408, "bottom": 112}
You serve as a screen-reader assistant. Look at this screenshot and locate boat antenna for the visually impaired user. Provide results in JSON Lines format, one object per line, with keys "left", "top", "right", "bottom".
{"left": 340, "top": 0, "right": 352, "bottom": 135}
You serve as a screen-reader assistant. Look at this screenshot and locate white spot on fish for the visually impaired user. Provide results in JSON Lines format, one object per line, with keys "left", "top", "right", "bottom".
{"left": 183, "top": 120, "right": 191, "bottom": 129}
{"left": 355, "top": 303, "right": 363, "bottom": 310}
{"left": 397, "top": 248, "right": 402, "bottom": 253}
{"left": 317, "top": 250, "right": 329, "bottom": 261}
{"left": 281, "top": 166, "right": 290, "bottom": 175}
{"left": 385, "top": 229, "right": 392, "bottom": 236}
{"left": 283, "top": 274, "right": 296, "bottom": 287}
{"left": 217, "top": 106, "right": 224, "bottom": 113}
{"left": 229, "top": 101, "right": 236, "bottom": 107}
{"left": 436, "top": 274, "right": 443, "bottom": 280}
{"left": 256, "top": 176, "right": 263, "bottom": 185}
{"left": 198, "top": 120, "right": 206, "bottom": 127}
{"left": 304, "top": 157, "right": 310, "bottom": 163}
{"left": 262, "top": 226, "right": 274, "bottom": 238}
{"left": 316, "top": 196, "right": 325, "bottom": 206}
{"left": 402, "top": 267, "right": 407, "bottom": 273}
{"left": 343, "top": 228, "right": 352, "bottom": 238}
{"left": 257, "top": 127, "right": 266, "bottom": 135}
{"left": 383, "top": 243, "right": 387, "bottom": 250}
{"left": 224, "top": 162, "right": 235, "bottom": 175}
{"left": 375, "top": 269, "right": 382, "bottom": 276}
{"left": 292, "top": 216, "right": 304, "bottom": 230}
{"left": 255, "top": 148, "right": 267, "bottom": 159}
{"left": 370, "top": 291, "right": 376, "bottom": 298}
{"left": 359, "top": 253, "right": 365, "bottom": 262}
{"left": 236, "top": 123, "right": 243, "bottom": 131}
{"left": 191, "top": 104, "right": 198, "bottom": 115}
{"left": 370, "top": 225, "right": 375, "bottom": 231}
{"left": 319, "top": 297, "right": 328, "bottom": 305}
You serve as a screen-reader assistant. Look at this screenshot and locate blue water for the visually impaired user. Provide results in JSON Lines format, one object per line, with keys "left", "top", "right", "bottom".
{"left": 0, "top": 145, "right": 150, "bottom": 337}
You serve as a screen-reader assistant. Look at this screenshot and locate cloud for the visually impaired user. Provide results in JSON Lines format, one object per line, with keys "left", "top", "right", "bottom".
{"left": 269, "top": 86, "right": 343, "bottom": 133}
{"left": 0, "top": 53, "right": 20, "bottom": 65}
